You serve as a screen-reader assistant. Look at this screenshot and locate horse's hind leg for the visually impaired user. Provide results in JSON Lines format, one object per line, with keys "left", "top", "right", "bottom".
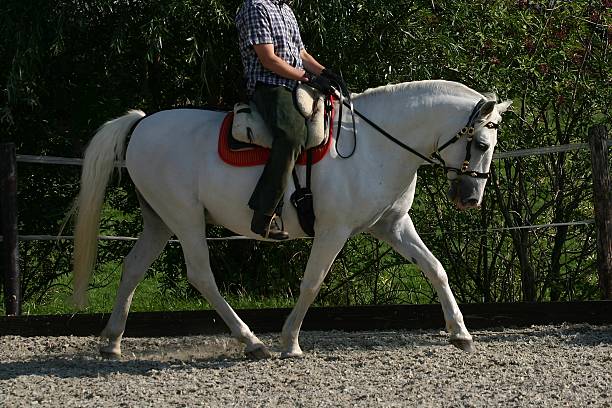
{"left": 100, "top": 195, "right": 172, "bottom": 358}
{"left": 164, "top": 205, "right": 270, "bottom": 359}
{"left": 370, "top": 213, "right": 474, "bottom": 352}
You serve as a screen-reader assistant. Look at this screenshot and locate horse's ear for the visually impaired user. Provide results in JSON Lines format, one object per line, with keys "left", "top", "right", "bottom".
{"left": 479, "top": 100, "right": 496, "bottom": 117}
{"left": 496, "top": 100, "right": 513, "bottom": 114}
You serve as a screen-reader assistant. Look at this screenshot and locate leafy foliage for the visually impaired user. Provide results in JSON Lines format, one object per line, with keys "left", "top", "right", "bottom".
{"left": 0, "top": 0, "right": 610, "bottom": 310}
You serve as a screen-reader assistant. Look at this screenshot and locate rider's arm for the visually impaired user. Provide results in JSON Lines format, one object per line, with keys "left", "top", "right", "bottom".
{"left": 253, "top": 44, "right": 310, "bottom": 82}
{"left": 300, "top": 49, "right": 325, "bottom": 76}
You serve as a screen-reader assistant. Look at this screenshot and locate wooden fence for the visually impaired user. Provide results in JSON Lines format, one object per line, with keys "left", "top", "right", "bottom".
{"left": 1, "top": 301, "right": 611, "bottom": 337}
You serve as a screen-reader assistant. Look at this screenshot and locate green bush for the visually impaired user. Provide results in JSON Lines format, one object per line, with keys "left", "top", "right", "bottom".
{"left": 1, "top": 0, "right": 610, "bottom": 311}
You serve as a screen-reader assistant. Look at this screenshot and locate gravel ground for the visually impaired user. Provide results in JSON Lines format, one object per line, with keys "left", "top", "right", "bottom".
{"left": 1, "top": 324, "right": 611, "bottom": 407}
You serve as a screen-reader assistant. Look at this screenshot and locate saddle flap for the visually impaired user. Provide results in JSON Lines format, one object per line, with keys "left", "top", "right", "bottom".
{"left": 294, "top": 84, "right": 326, "bottom": 149}
{"left": 219, "top": 111, "right": 334, "bottom": 167}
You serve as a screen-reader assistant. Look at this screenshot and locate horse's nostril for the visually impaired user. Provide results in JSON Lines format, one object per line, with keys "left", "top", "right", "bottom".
{"left": 466, "top": 198, "right": 478, "bottom": 207}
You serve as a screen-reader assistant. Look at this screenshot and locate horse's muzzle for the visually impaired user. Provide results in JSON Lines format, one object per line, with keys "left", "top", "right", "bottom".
{"left": 448, "top": 178, "right": 482, "bottom": 210}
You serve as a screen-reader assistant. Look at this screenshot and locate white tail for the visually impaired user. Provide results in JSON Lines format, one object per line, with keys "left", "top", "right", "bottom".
{"left": 72, "top": 110, "right": 146, "bottom": 308}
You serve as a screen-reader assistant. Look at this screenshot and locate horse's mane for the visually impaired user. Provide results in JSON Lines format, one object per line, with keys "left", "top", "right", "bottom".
{"left": 353, "top": 80, "right": 496, "bottom": 102}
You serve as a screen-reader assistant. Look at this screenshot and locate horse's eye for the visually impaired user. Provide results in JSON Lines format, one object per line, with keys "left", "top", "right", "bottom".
{"left": 476, "top": 141, "right": 489, "bottom": 151}
{"left": 485, "top": 122, "right": 499, "bottom": 129}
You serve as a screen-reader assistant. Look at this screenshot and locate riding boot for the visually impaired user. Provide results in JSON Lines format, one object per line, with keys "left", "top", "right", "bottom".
{"left": 251, "top": 212, "right": 289, "bottom": 240}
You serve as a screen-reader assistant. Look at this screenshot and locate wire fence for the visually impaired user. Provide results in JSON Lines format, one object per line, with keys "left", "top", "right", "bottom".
{"left": 6, "top": 141, "right": 608, "bottom": 243}
{"left": 2, "top": 137, "right": 610, "bottom": 313}
{"left": 0, "top": 220, "right": 596, "bottom": 243}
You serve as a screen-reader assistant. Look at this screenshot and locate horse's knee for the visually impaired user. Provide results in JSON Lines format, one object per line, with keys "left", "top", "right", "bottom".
{"left": 186, "top": 268, "right": 206, "bottom": 287}
{"left": 121, "top": 258, "right": 147, "bottom": 285}
{"left": 300, "top": 286, "right": 317, "bottom": 299}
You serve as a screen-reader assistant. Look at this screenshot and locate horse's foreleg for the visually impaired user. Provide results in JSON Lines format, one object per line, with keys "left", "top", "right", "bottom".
{"left": 370, "top": 214, "right": 474, "bottom": 352}
{"left": 100, "top": 202, "right": 172, "bottom": 358}
{"left": 280, "top": 230, "right": 350, "bottom": 358}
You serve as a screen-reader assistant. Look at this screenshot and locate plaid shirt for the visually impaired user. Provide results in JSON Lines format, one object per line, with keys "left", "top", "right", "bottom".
{"left": 236, "top": 0, "right": 304, "bottom": 96}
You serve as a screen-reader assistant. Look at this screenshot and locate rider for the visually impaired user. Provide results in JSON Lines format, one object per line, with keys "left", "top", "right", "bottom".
{"left": 236, "top": 0, "right": 340, "bottom": 240}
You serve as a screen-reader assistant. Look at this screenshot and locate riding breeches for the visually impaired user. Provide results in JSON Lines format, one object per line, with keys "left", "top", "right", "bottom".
{"left": 248, "top": 84, "right": 308, "bottom": 216}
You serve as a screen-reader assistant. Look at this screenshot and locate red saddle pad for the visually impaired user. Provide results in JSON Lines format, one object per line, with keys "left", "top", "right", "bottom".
{"left": 218, "top": 111, "right": 334, "bottom": 167}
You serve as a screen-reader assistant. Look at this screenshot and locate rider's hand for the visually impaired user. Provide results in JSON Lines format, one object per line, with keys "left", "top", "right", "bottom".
{"left": 321, "top": 68, "right": 348, "bottom": 96}
{"left": 305, "top": 73, "right": 336, "bottom": 96}
{"left": 321, "top": 68, "right": 342, "bottom": 83}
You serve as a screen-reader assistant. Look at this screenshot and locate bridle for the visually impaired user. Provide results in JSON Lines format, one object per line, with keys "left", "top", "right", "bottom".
{"left": 430, "top": 99, "right": 494, "bottom": 180}
{"left": 330, "top": 84, "right": 496, "bottom": 180}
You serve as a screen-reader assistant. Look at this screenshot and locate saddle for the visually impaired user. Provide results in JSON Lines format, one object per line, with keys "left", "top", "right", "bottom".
{"left": 218, "top": 86, "right": 334, "bottom": 167}
{"left": 217, "top": 85, "right": 335, "bottom": 237}
{"left": 232, "top": 84, "right": 329, "bottom": 150}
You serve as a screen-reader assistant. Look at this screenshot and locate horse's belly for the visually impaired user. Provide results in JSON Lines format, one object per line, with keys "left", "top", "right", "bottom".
{"left": 199, "top": 163, "right": 308, "bottom": 238}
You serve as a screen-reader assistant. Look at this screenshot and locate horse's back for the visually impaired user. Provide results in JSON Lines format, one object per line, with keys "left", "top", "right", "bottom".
{"left": 127, "top": 108, "right": 224, "bottom": 164}
{"left": 128, "top": 107, "right": 223, "bottom": 149}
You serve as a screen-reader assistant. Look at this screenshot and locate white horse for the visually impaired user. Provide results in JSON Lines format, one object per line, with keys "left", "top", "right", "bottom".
{"left": 72, "top": 79, "right": 511, "bottom": 359}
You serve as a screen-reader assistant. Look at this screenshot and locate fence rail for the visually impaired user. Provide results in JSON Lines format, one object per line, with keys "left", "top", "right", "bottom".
{"left": 493, "top": 141, "right": 612, "bottom": 159}
{"left": 1, "top": 301, "right": 611, "bottom": 337}
{"left": 14, "top": 140, "right": 612, "bottom": 167}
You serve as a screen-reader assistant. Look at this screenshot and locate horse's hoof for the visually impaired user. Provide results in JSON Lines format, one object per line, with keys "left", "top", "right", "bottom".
{"left": 280, "top": 350, "right": 304, "bottom": 359}
{"left": 99, "top": 348, "right": 122, "bottom": 359}
{"left": 98, "top": 344, "right": 121, "bottom": 360}
{"left": 450, "top": 338, "right": 475, "bottom": 353}
{"left": 245, "top": 345, "right": 272, "bottom": 360}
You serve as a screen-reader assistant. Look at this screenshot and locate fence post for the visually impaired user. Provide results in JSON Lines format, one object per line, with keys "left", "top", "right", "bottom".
{"left": 589, "top": 126, "right": 612, "bottom": 300}
{"left": 0, "top": 143, "right": 20, "bottom": 315}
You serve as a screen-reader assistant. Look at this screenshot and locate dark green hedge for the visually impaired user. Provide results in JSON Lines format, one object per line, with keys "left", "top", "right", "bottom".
{"left": 1, "top": 0, "right": 610, "bottom": 306}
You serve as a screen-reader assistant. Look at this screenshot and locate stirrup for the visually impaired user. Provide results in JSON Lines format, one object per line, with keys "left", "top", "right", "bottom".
{"left": 263, "top": 215, "right": 289, "bottom": 240}
{"left": 251, "top": 212, "right": 289, "bottom": 240}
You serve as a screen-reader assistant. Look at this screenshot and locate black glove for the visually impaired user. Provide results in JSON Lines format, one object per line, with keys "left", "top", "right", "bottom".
{"left": 321, "top": 68, "right": 348, "bottom": 95}
{"left": 305, "top": 73, "right": 336, "bottom": 96}
{"left": 321, "top": 68, "right": 342, "bottom": 84}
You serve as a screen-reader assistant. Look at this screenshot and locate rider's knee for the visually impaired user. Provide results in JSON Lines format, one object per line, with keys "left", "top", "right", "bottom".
{"left": 276, "top": 131, "right": 306, "bottom": 152}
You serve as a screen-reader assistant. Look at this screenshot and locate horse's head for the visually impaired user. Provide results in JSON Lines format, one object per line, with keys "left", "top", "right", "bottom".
{"left": 440, "top": 99, "right": 512, "bottom": 210}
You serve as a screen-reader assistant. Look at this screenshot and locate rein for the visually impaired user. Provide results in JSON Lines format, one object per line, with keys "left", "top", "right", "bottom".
{"left": 333, "top": 89, "right": 490, "bottom": 179}
{"left": 347, "top": 102, "right": 435, "bottom": 165}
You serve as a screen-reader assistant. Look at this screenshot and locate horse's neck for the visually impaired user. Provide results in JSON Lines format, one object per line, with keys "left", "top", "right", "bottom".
{"left": 353, "top": 83, "right": 478, "bottom": 157}
{"left": 336, "top": 83, "right": 479, "bottom": 197}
